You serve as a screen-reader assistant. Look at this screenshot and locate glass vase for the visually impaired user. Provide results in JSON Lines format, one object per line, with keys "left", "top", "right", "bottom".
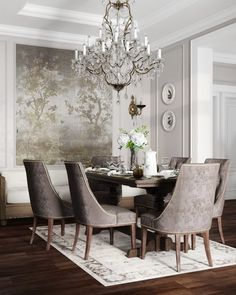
{"left": 129, "top": 148, "right": 137, "bottom": 171}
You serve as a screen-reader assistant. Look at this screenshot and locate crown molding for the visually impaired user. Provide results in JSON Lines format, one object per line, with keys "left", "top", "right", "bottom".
{"left": 141, "top": 0, "right": 199, "bottom": 31}
{"left": 214, "top": 52, "right": 236, "bottom": 65}
{"left": 18, "top": 3, "right": 103, "bottom": 27}
{"left": 0, "top": 4, "right": 235, "bottom": 50}
{"left": 152, "top": 5, "right": 236, "bottom": 49}
{"left": 0, "top": 24, "right": 90, "bottom": 45}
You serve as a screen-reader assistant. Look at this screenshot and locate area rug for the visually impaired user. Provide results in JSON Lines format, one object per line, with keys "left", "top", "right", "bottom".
{"left": 34, "top": 224, "right": 236, "bottom": 286}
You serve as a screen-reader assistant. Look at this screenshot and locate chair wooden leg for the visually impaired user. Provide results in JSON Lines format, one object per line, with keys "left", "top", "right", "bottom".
{"left": 191, "top": 234, "right": 196, "bottom": 250}
{"left": 217, "top": 216, "right": 225, "bottom": 244}
{"left": 175, "top": 234, "right": 181, "bottom": 272}
{"left": 30, "top": 216, "right": 37, "bottom": 245}
{"left": 109, "top": 228, "right": 114, "bottom": 245}
{"left": 184, "top": 234, "right": 189, "bottom": 253}
{"left": 135, "top": 206, "right": 139, "bottom": 223}
{"left": 155, "top": 233, "right": 161, "bottom": 251}
{"left": 141, "top": 227, "right": 147, "bottom": 259}
{"left": 130, "top": 224, "right": 136, "bottom": 249}
{"left": 61, "top": 218, "right": 65, "bottom": 236}
{"left": 85, "top": 225, "right": 93, "bottom": 260}
{"left": 72, "top": 223, "right": 80, "bottom": 252}
{"left": 47, "top": 218, "right": 54, "bottom": 251}
{"left": 202, "top": 230, "right": 213, "bottom": 267}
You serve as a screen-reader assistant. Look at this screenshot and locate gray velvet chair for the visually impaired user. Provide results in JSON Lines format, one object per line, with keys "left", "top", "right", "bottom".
{"left": 65, "top": 161, "right": 136, "bottom": 260}
{"left": 90, "top": 155, "right": 119, "bottom": 168}
{"left": 89, "top": 155, "right": 120, "bottom": 205}
{"left": 134, "top": 157, "right": 191, "bottom": 217}
{"left": 23, "top": 160, "right": 74, "bottom": 250}
{"left": 191, "top": 158, "right": 230, "bottom": 248}
{"left": 140, "top": 163, "right": 220, "bottom": 272}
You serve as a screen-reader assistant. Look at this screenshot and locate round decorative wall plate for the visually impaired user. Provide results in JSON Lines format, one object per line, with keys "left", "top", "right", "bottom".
{"left": 162, "top": 110, "right": 176, "bottom": 131}
{"left": 161, "top": 83, "right": 175, "bottom": 105}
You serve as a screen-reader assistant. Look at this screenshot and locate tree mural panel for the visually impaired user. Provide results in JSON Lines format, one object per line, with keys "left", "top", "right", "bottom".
{"left": 16, "top": 44, "right": 112, "bottom": 165}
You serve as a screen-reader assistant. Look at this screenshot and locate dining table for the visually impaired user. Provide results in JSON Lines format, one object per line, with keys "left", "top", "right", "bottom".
{"left": 86, "top": 169, "right": 176, "bottom": 206}
{"left": 86, "top": 169, "right": 177, "bottom": 257}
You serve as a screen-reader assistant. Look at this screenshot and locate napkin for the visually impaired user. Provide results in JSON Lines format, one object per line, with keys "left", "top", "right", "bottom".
{"left": 156, "top": 169, "right": 176, "bottom": 179}
{"left": 107, "top": 170, "right": 121, "bottom": 176}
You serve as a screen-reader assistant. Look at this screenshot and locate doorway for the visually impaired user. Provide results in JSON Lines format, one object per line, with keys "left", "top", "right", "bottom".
{"left": 191, "top": 22, "right": 236, "bottom": 199}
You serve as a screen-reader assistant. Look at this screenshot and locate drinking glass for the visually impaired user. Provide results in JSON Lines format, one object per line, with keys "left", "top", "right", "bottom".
{"left": 161, "top": 157, "right": 169, "bottom": 170}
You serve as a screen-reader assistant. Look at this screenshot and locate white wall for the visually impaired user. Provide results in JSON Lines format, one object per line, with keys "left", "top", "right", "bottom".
{"left": 0, "top": 41, "right": 7, "bottom": 168}
{"left": 213, "top": 63, "right": 236, "bottom": 86}
{"left": 191, "top": 45, "right": 213, "bottom": 162}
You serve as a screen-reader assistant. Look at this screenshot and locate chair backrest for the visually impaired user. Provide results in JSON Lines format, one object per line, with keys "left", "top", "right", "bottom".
{"left": 90, "top": 156, "right": 119, "bottom": 168}
{"left": 155, "top": 163, "right": 219, "bottom": 233}
{"left": 169, "top": 157, "right": 191, "bottom": 169}
{"left": 204, "top": 158, "right": 230, "bottom": 217}
{"left": 23, "top": 159, "right": 65, "bottom": 219}
{"left": 65, "top": 161, "right": 116, "bottom": 226}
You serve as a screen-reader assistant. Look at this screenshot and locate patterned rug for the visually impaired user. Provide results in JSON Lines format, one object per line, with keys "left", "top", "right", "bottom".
{"left": 34, "top": 224, "right": 236, "bottom": 286}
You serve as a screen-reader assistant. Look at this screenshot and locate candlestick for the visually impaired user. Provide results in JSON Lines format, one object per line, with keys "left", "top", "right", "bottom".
{"left": 83, "top": 44, "right": 86, "bottom": 56}
{"left": 75, "top": 49, "right": 78, "bottom": 60}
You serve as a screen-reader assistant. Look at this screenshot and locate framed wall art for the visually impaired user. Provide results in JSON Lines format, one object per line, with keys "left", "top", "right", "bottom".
{"left": 161, "top": 83, "right": 175, "bottom": 105}
{"left": 15, "top": 44, "right": 112, "bottom": 165}
{"left": 162, "top": 110, "right": 176, "bottom": 131}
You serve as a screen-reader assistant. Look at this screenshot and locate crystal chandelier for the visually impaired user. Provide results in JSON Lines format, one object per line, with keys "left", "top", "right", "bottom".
{"left": 72, "top": 0, "right": 164, "bottom": 102}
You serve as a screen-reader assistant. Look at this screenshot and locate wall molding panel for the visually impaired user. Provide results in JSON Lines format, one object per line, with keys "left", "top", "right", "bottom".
{"left": 213, "top": 84, "right": 236, "bottom": 200}
{"left": 0, "top": 41, "right": 7, "bottom": 168}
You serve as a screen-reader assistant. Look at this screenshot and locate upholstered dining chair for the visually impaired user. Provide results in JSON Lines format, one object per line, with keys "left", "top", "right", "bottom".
{"left": 134, "top": 156, "right": 190, "bottom": 218}
{"left": 140, "top": 163, "right": 220, "bottom": 272}
{"left": 23, "top": 160, "right": 74, "bottom": 250}
{"left": 65, "top": 161, "right": 136, "bottom": 260}
{"left": 90, "top": 155, "right": 119, "bottom": 168}
{"left": 191, "top": 158, "right": 230, "bottom": 249}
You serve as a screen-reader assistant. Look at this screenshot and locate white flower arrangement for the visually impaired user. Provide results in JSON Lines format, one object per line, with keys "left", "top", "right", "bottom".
{"left": 118, "top": 125, "right": 149, "bottom": 150}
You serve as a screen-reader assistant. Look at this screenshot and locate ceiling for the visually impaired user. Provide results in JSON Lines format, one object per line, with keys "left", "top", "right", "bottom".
{"left": 0, "top": 0, "right": 236, "bottom": 48}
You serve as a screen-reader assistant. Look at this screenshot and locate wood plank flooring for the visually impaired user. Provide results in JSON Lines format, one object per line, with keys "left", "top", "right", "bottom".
{"left": 0, "top": 200, "right": 236, "bottom": 295}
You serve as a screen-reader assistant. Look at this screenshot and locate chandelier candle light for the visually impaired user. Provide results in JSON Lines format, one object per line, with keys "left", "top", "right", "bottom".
{"left": 72, "top": 0, "right": 164, "bottom": 103}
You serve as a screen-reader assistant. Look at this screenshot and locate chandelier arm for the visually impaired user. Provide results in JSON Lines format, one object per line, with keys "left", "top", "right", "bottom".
{"left": 103, "top": 2, "right": 114, "bottom": 38}
{"left": 123, "top": 18, "right": 133, "bottom": 47}
{"left": 123, "top": 2, "right": 133, "bottom": 36}
{"left": 133, "top": 48, "right": 147, "bottom": 60}
{"left": 103, "top": 56, "right": 126, "bottom": 69}
{"left": 150, "top": 61, "right": 162, "bottom": 67}
{"left": 135, "top": 56, "right": 151, "bottom": 66}
{"left": 134, "top": 67, "right": 155, "bottom": 75}
{"left": 86, "top": 66, "right": 103, "bottom": 75}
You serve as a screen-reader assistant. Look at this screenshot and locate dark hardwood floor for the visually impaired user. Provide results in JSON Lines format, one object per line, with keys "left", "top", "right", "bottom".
{"left": 0, "top": 200, "right": 236, "bottom": 295}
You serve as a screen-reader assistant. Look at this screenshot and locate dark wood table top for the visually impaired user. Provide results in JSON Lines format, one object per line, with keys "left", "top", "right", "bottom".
{"left": 86, "top": 170, "right": 176, "bottom": 188}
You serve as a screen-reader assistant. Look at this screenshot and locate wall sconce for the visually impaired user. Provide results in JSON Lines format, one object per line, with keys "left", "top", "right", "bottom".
{"left": 128, "top": 95, "right": 146, "bottom": 119}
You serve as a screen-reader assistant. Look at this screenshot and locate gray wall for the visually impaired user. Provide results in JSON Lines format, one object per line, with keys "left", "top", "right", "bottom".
{"left": 153, "top": 19, "right": 236, "bottom": 163}
{"left": 154, "top": 42, "right": 191, "bottom": 162}
{"left": 213, "top": 63, "right": 236, "bottom": 85}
